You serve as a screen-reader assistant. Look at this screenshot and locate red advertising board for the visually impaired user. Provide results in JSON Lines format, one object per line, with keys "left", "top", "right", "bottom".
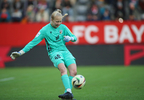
{"left": 0, "top": 21, "right": 144, "bottom": 46}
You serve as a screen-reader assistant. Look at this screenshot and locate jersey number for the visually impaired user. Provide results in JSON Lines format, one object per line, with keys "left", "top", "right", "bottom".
{"left": 55, "top": 54, "right": 61, "bottom": 59}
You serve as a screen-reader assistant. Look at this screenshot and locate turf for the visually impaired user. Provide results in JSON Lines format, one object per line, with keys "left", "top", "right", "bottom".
{"left": 0, "top": 66, "right": 144, "bottom": 100}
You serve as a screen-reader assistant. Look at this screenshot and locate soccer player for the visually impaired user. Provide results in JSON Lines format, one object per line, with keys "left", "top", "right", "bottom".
{"left": 10, "top": 9, "right": 77, "bottom": 99}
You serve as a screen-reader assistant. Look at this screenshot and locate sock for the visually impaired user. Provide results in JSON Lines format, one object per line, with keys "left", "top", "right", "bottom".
{"left": 69, "top": 76, "right": 73, "bottom": 89}
{"left": 66, "top": 88, "right": 72, "bottom": 93}
{"left": 61, "top": 74, "right": 71, "bottom": 93}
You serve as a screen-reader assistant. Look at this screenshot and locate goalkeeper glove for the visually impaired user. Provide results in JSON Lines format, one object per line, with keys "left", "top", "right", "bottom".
{"left": 10, "top": 50, "right": 25, "bottom": 60}
{"left": 64, "top": 36, "right": 74, "bottom": 42}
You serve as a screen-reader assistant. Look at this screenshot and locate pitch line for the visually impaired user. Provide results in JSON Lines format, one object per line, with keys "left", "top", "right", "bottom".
{"left": 0, "top": 77, "right": 15, "bottom": 82}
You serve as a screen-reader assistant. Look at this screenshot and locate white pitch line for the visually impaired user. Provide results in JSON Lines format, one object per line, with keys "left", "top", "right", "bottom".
{"left": 0, "top": 77, "right": 15, "bottom": 82}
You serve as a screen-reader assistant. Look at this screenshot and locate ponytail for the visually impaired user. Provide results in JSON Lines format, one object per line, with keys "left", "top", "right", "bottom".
{"left": 51, "top": 9, "right": 68, "bottom": 20}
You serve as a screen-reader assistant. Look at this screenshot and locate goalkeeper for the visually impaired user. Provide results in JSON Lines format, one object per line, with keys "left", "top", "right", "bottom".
{"left": 10, "top": 9, "right": 77, "bottom": 99}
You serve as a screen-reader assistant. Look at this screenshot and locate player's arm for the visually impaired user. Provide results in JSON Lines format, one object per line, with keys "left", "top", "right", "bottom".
{"left": 10, "top": 31, "right": 45, "bottom": 60}
{"left": 63, "top": 25, "right": 77, "bottom": 42}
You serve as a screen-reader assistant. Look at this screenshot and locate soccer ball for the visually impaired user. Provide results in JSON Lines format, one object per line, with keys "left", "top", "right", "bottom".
{"left": 72, "top": 75, "right": 86, "bottom": 89}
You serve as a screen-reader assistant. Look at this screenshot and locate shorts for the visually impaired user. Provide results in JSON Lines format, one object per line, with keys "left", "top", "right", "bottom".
{"left": 50, "top": 50, "right": 76, "bottom": 68}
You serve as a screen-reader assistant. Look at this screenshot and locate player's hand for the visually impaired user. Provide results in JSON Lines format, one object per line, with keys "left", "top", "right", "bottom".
{"left": 10, "top": 52, "right": 21, "bottom": 60}
{"left": 10, "top": 50, "right": 25, "bottom": 60}
{"left": 64, "top": 36, "right": 74, "bottom": 42}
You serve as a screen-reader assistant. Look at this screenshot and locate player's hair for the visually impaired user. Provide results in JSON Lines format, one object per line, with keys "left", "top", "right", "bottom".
{"left": 51, "top": 9, "right": 68, "bottom": 20}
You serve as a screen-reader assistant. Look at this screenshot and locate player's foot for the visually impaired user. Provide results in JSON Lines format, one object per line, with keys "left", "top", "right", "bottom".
{"left": 58, "top": 92, "right": 73, "bottom": 99}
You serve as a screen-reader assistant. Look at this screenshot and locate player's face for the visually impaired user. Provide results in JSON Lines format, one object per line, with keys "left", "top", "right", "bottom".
{"left": 51, "top": 16, "right": 62, "bottom": 28}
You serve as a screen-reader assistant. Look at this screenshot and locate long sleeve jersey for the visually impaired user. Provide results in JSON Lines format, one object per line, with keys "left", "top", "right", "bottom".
{"left": 22, "top": 23, "right": 77, "bottom": 56}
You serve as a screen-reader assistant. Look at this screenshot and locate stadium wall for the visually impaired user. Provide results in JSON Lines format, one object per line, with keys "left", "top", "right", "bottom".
{"left": 0, "top": 21, "right": 144, "bottom": 68}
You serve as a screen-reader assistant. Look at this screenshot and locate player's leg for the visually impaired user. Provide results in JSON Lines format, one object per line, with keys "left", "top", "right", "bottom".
{"left": 58, "top": 63, "right": 73, "bottom": 99}
{"left": 58, "top": 63, "right": 67, "bottom": 76}
{"left": 63, "top": 51, "right": 77, "bottom": 90}
{"left": 58, "top": 63, "right": 71, "bottom": 92}
{"left": 50, "top": 52, "right": 73, "bottom": 99}
{"left": 61, "top": 64, "right": 77, "bottom": 100}
{"left": 68, "top": 63, "right": 77, "bottom": 77}
{"left": 68, "top": 63, "right": 77, "bottom": 89}
{"left": 64, "top": 59, "right": 77, "bottom": 100}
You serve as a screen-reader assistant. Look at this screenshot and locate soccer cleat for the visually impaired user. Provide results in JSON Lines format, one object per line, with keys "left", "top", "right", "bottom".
{"left": 58, "top": 92, "right": 73, "bottom": 99}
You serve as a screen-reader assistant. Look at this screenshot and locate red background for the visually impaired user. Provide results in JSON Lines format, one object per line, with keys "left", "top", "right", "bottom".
{"left": 0, "top": 21, "right": 144, "bottom": 47}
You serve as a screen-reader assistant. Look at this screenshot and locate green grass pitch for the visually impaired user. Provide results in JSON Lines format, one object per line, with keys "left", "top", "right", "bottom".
{"left": 0, "top": 66, "right": 144, "bottom": 100}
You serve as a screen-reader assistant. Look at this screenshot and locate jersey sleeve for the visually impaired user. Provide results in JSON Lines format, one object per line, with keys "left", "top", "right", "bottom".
{"left": 22, "top": 29, "right": 45, "bottom": 53}
{"left": 64, "top": 25, "right": 77, "bottom": 42}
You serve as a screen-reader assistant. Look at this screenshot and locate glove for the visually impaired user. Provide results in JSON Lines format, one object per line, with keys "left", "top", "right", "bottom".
{"left": 64, "top": 36, "right": 74, "bottom": 42}
{"left": 10, "top": 50, "right": 25, "bottom": 60}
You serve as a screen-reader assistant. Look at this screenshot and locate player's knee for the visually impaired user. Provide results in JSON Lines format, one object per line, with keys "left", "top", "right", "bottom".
{"left": 60, "top": 68, "right": 67, "bottom": 75}
{"left": 70, "top": 69, "right": 77, "bottom": 77}
{"left": 58, "top": 63, "right": 67, "bottom": 75}
{"left": 74, "top": 70, "right": 77, "bottom": 76}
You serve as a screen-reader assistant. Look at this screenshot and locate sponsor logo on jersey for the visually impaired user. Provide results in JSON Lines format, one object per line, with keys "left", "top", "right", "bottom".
{"left": 56, "top": 35, "right": 59, "bottom": 40}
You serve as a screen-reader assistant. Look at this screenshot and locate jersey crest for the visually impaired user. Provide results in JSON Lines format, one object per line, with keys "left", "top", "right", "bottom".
{"left": 59, "top": 30, "right": 63, "bottom": 34}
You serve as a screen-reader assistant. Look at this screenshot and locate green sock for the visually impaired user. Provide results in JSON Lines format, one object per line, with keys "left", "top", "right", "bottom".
{"left": 61, "top": 74, "right": 71, "bottom": 93}
{"left": 69, "top": 76, "right": 73, "bottom": 89}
